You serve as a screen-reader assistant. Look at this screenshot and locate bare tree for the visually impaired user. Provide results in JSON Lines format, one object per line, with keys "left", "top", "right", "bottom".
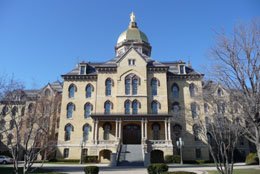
{"left": 193, "top": 84, "right": 242, "bottom": 174}
{"left": 0, "top": 76, "right": 57, "bottom": 174}
{"left": 207, "top": 18, "right": 260, "bottom": 165}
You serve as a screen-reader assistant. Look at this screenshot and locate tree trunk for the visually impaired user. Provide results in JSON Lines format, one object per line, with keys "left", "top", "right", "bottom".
{"left": 257, "top": 144, "right": 260, "bottom": 166}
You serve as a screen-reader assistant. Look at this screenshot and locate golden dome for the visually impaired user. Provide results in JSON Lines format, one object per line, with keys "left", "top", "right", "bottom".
{"left": 117, "top": 13, "right": 149, "bottom": 44}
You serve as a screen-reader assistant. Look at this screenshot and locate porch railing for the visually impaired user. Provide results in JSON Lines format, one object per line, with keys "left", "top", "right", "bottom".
{"left": 97, "top": 140, "right": 117, "bottom": 144}
{"left": 149, "top": 140, "right": 171, "bottom": 145}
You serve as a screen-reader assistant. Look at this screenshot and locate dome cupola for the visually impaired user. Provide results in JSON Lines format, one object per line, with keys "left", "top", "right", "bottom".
{"left": 115, "top": 13, "right": 152, "bottom": 56}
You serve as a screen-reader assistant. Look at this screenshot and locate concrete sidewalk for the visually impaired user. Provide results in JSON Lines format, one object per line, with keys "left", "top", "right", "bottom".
{"left": 28, "top": 163, "right": 259, "bottom": 174}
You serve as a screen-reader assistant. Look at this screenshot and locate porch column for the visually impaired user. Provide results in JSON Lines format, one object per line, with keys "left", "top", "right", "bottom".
{"left": 144, "top": 119, "right": 148, "bottom": 140}
{"left": 141, "top": 118, "right": 144, "bottom": 142}
{"left": 168, "top": 119, "right": 172, "bottom": 141}
{"left": 115, "top": 119, "right": 118, "bottom": 139}
{"left": 95, "top": 120, "right": 99, "bottom": 144}
{"left": 119, "top": 119, "right": 122, "bottom": 139}
{"left": 164, "top": 119, "right": 168, "bottom": 140}
{"left": 92, "top": 120, "right": 96, "bottom": 144}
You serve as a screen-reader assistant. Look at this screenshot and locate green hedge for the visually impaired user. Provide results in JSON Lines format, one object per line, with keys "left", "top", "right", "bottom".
{"left": 83, "top": 155, "right": 99, "bottom": 163}
{"left": 147, "top": 163, "right": 168, "bottom": 174}
{"left": 164, "top": 155, "right": 180, "bottom": 164}
{"left": 48, "top": 159, "right": 80, "bottom": 162}
{"left": 84, "top": 166, "right": 99, "bottom": 174}
{"left": 162, "top": 172, "right": 196, "bottom": 174}
{"left": 245, "top": 153, "right": 259, "bottom": 165}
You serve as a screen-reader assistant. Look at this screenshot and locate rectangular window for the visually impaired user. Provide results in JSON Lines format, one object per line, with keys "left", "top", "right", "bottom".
{"left": 80, "top": 66, "right": 85, "bottom": 75}
{"left": 196, "top": 148, "right": 201, "bottom": 159}
{"left": 132, "top": 59, "right": 135, "bottom": 65}
{"left": 128, "top": 59, "right": 131, "bottom": 65}
{"left": 64, "top": 148, "right": 69, "bottom": 158}
{"left": 180, "top": 65, "right": 184, "bottom": 74}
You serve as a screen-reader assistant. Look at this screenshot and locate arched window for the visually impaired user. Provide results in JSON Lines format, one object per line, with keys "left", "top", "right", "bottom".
{"left": 105, "top": 78, "right": 112, "bottom": 96}
{"left": 217, "top": 104, "right": 221, "bottom": 113}
{"left": 172, "top": 102, "right": 180, "bottom": 117}
{"left": 125, "top": 79, "right": 131, "bottom": 95}
{"left": 86, "top": 84, "right": 93, "bottom": 98}
{"left": 11, "top": 106, "right": 17, "bottom": 117}
{"left": 83, "top": 124, "right": 90, "bottom": 141}
{"left": 9, "top": 119, "right": 15, "bottom": 129}
{"left": 172, "top": 84, "right": 179, "bottom": 99}
{"left": 21, "top": 107, "right": 25, "bottom": 116}
{"left": 65, "top": 124, "right": 74, "bottom": 141}
{"left": 125, "top": 74, "right": 140, "bottom": 95}
{"left": 151, "top": 100, "right": 160, "bottom": 114}
{"left": 152, "top": 102, "right": 158, "bottom": 114}
{"left": 132, "top": 79, "right": 138, "bottom": 95}
{"left": 204, "top": 103, "right": 208, "bottom": 114}
{"left": 124, "top": 100, "right": 131, "bottom": 114}
{"left": 132, "top": 100, "right": 140, "bottom": 115}
{"left": 205, "top": 117, "right": 210, "bottom": 128}
{"left": 45, "top": 89, "right": 50, "bottom": 97}
{"left": 2, "top": 106, "right": 8, "bottom": 116}
{"left": 104, "top": 100, "right": 113, "bottom": 114}
{"left": 173, "top": 124, "right": 182, "bottom": 142}
{"left": 28, "top": 103, "right": 34, "bottom": 113}
{"left": 84, "top": 103, "right": 92, "bottom": 118}
{"left": 103, "top": 123, "right": 111, "bottom": 140}
{"left": 189, "top": 83, "right": 196, "bottom": 98}
{"left": 193, "top": 124, "right": 200, "bottom": 141}
{"left": 0, "top": 119, "right": 6, "bottom": 129}
{"left": 191, "top": 102, "right": 199, "bottom": 119}
{"left": 152, "top": 123, "right": 160, "bottom": 140}
{"left": 67, "top": 103, "right": 75, "bottom": 119}
{"left": 151, "top": 78, "right": 159, "bottom": 96}
{"left": 68, "top": 84, "right": 76, "bottom": 98}
{"left": 217, "top": 88, "right": 223, "bottom": 96}
{"left": 7, "top": 134, "right": 13, "bottom": 145}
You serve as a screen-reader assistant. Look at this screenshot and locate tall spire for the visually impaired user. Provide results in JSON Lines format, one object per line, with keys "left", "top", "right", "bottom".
{"left": 129, "top": 12, "right": 138, "bottom": 29}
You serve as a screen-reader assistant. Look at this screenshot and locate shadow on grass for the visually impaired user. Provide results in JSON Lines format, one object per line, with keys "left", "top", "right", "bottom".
{"left": 0, "top": 167, "right": 65, "bottom": 174}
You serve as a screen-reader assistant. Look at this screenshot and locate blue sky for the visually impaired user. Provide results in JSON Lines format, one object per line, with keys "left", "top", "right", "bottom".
{"left": 0, "top": 0, "right": 259, "bottom": 89}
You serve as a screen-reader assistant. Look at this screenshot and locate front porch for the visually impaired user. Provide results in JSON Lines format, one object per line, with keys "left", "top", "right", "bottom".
{"left": 90, "top": 114, "right": 174, "bottom": 166}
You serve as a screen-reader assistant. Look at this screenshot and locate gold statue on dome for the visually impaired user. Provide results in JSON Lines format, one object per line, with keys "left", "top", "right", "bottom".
{"left": 130, "top": 12, "right": 135, "bottom": 22}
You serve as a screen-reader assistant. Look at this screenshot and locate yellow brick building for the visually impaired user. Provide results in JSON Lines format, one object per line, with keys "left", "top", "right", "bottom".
{"left": 56, "top": 13, "right": 249, "bottom": 166}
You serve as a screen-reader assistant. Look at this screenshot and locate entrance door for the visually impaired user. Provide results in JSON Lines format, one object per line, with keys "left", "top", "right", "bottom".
{"left": 123, "top": 124, "right": 141, "bottom": 144}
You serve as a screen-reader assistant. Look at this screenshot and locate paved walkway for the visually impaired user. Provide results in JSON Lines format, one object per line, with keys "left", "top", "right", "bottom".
{"left": 30, "top": 163, "right": 259, "bottom": 174}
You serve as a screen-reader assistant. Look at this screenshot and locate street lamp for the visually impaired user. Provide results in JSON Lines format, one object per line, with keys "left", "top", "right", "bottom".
{"left": 176, "top": 137, "right": 184, "bottom": 165}
{"left": 79, "top": 139, "right": 84, "bottom": 164}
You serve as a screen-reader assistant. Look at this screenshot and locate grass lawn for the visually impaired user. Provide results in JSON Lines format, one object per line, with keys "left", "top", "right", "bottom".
{"left": 207, "top": 168, "right": 260, "bottom": 174}
{"left": 0, "top": 167, "right": 64, "bottom": 174}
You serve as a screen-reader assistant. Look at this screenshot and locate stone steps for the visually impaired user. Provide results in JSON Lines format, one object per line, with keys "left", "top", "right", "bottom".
{"left": 118, "top": 144, "right": 144, "bottom": 166}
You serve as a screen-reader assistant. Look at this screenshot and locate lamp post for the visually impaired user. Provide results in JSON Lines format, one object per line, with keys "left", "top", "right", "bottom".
{"left": 176, "top": 137, "right": 184, "bottom": 165}
{"left": 79, "top": 139, "right": 83, "bottom": 164}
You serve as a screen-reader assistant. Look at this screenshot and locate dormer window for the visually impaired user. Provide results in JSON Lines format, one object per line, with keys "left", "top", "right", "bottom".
{"left": 180, "top": 65, "right": 184, "bottom": 74}
{"left": 80, "top": 66, "right": 85, "bottom": 75}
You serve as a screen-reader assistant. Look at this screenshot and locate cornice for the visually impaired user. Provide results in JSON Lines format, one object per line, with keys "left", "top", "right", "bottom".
{"left": 62, "top": 75, "right": 97, "bottom": 81}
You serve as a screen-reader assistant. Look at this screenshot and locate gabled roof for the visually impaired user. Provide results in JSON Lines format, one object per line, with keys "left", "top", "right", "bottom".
{"left": 50, "top": 80, "right": 63, "bottom": 93}
{"left": 101, "top": 47, "right": 168, "bottom": 68}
